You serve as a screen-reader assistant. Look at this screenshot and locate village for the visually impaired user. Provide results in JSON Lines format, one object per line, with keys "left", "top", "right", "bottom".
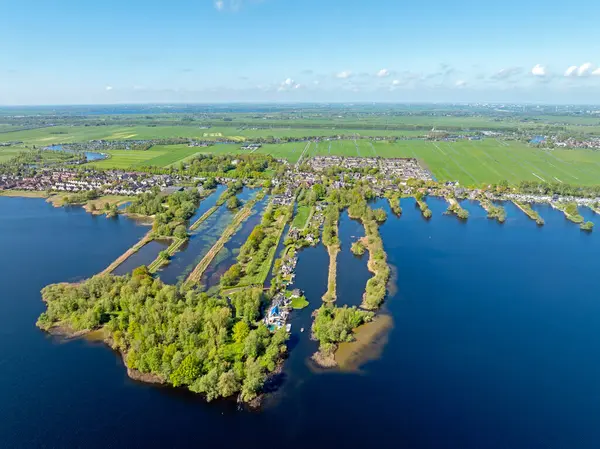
{"left": 0, "top": 168, "right": 180, "bottom": 195}
{"left": 306, "top": 155, "right": 433, "bottom": 181}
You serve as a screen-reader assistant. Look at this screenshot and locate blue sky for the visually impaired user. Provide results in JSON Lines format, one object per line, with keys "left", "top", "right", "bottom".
{"left": 1, "top": 0, "right": 599, "bottom": 105}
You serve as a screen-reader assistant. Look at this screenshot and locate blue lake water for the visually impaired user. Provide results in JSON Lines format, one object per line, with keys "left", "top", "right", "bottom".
{"left": 45, "top": 144, "right": 107, "bottom": 162}
{"left": 112, "top": 239, "right": 171, "bottom": 276}
{"left": 2, "top": 195, "right": 600, "bottom": 448}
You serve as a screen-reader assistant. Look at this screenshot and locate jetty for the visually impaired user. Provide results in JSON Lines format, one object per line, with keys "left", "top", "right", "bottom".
{"left": 512, "top": 201, "right": 544, "bottom": 225}
{"left": 445, "top": 197, "right": 469, "bottom": 220}
{"left": 416, "top": 199, "right": 432, "bottom": 219}
{"left": 189, "top": 205, "right": 219, "bottom": 231}
{"left": 100, "top": 230, "right": 153, "bottom": 275}
{"left": 480, "top": 200, "right": 506, "bottom": 223}
{"left": 148, "top": 237, "right": 187, "bottom": 273}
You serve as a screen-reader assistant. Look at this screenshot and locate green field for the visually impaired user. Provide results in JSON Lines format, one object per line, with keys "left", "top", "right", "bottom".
{"left": 0, "top": 125, "right": 428, "bottom": 148}
{"left": 89, "top": 144, "right": 203, "bottom": 169}
{"left": 0, "top": 147, "right": 24, "bottom": 163}
{"left": 4, "top": 122, "right": 600, "bottom": 186}
{"left": 88, "top": 138, "right": 600, "bottom": 186}
{"left": 291, "top": 205, "right": 311, "bottom": 228}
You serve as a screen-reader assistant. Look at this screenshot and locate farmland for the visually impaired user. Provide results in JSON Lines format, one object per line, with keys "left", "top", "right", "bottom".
{"left": 2, "top": 115, "right": 600, "bottom": 186}
{"left": 0, "top": 124, "right": 428, "bottom": 148}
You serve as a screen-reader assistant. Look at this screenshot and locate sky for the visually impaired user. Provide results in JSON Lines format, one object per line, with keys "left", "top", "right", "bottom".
{"left": 1, "top": 0, "right": 599, "bottom": 105}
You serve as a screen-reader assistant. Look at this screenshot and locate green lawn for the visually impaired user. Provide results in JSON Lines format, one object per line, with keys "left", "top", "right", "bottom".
{"left": 291, "top": 205, "right": 311, "bottom": 228}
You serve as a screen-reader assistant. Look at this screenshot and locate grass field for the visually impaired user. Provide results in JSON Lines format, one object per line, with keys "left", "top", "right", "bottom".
{"left": 89, "top": 138, "right": 600, "bottom": 186}
{"left": 291, "top": 205, "right": 311, "bottom": 228}
{"left": 0, "top": 125, "right": 428, "bottom": 148}
{"left": 4, "top": 122, "right": 600, "bottom": 186}
{"left": 89, "top": 144, "right": 203, "bottom": 169}
{"left": 0, "top": 147, "right": 24, "bottom": 163}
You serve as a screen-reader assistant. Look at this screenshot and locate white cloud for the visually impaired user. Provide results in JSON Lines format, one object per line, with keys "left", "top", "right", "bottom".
{"left": 377, "top": 69, "right": 390, "bottom": 78}
{"left": 564, "top": 63, "right": 596, "bottom": 77}
{"left": 491, "top": 67, "right": 523, "bottom": 81}
{"left": 593, "top": 68, "right": 600, "bottom": 76}
{"left": 578, "top": 62, "right": 593, "bottom": 76}
{"left": 277, "top": 78, "right": 301, "bottom": 91}
{"left": 531, "top": 64, "right": 546, "bottom": 77}
{"left": 564, "top": 65, "right": 578, "bottom": 77}
{"left": 455, "top": 80, "right": 467, "bottom": 88}
{"left": 214, "top": 0, "right": 244, "bottom": 11}
{"left": 105, "top": 86, "right": 113, "bottom": 91}
{"left": 392, "top": 79, "right": 401, "bottom": 86}
{"left": 336, "top": 71, "right": 352, "bottom": 79}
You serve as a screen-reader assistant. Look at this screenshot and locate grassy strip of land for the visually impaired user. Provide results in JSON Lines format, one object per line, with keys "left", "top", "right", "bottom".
{"left": 311, "top": 305, "right": 374, "bottom": 368}
{"left": 552, "top": 202, "right": 594, "bottom": 230}
{"left": 185, "top": 197, "right": 259, "bottom": 286}
{"left": 147, "top": 237, "right": 187, "bottom": 273}
{"left": 291, "top": 295, "right": 309, "bottom": 309}
{"left": 291, "top": 204, "right": 311, "bottom": 229}
{"left": 386, "top": 194, "right": 402, "bottom": 216}
{"left": 513, "top": 201, "right": 545, "bottom": 225}
{"left": 223, "top": 206, "right": 292, "bottom": 288}
{"left": 358, "top": 222, "right": 389, "bottom": 311}
{"left": 445, "top": 197, "right": 469, "bottom": 220}
{"left": 83, "top": 196, "right": 130, "bottom": 215}
{"left": 101, "top": 231, "right": 153, "bottom": 275}
{"left": 480, "top": 200, "right": 506, "bottom": 223}
{"left": 321, "top": 206, "right": 340, "bottom": 303}
{"left": 416, "top": 199, "right": 432, "bottom": 219}
{"left": 0, "top": 189, "right": 48, "bottom": 198}
{"left": 189, "top": 205, "right": 219, "bottom": 231}
{"left": 323, "top": 246, "right": 339, "bottom": 303}
{"left": 552, "top": 202, "right": 584, "bottom": 224}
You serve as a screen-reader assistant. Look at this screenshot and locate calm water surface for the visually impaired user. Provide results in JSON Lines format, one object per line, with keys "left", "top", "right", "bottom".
{"left": 201, "top": 196, "right": 269, "bottom": 290}
{"left": 157, "top": 187, "right": 257, "bottom": 284}
{"left": 2, "top": 195, "right": 600, "bottom": 448}
{"left": 112, "top": 239, "right": 170, "bottom": 276}
{"left": 336, "top": 210, "right": 370, "bottom": 307}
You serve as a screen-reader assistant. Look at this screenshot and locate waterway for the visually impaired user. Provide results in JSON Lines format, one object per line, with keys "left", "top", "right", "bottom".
{"left": 335, "top": 210, "right": 370, "bottom": 307}
{"left": 157, "top": 187, "right": 258, "bottom": 285}
{"left": 112, "top": 239, "right": 171, "bottom": 276}
{"left": 200, "top": 196, "right": 269, "bottom": 290}
{"left": 2, "top": 195, "right": 600, "bottom": 448}
{"left": 187, "top": 184, "right": 227, "bottom": 226}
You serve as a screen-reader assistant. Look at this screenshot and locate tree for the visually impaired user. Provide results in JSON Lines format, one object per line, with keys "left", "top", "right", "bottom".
{"left": 241, "top": 359, "right": 265, "bottom": 402}
{"left": 233, "top": 320, "right": 250, "bottom": 343}
{"left": 221, "top": 264, "right": 242, "bottom": 287}
{"left": 312, "top": 183, "right": 326, "bottom": 201}
{"left": 217, "top": 370, "right": 241, "bottom": 398}
{"left": 190, "top": 368, "right": 220, "bottom": 401}
{"left": 174, "top": 225, "right": 188, "bottom": 240}
{"left": 170, "top": 354, "right": 201, "bottom": 387}
{"left": 226, "top": 196, "right": 241, "bottom": 210}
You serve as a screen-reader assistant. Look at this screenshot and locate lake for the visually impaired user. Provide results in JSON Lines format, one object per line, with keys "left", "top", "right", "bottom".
{"left": 1, "top": 195, "right": 600, "bottom": 448}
